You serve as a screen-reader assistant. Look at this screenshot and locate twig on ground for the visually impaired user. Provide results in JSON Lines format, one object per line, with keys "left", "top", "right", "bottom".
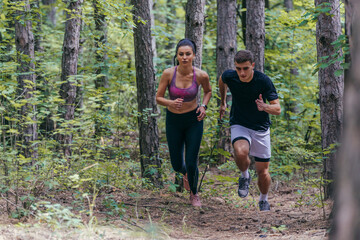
{"left": 198, "top": 164, "right": 209, "bottom": 192}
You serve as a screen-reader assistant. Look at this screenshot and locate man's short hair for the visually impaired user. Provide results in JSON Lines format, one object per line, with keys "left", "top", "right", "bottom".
{"left": 234, "top": 50, "right": 254, "bottom": 64}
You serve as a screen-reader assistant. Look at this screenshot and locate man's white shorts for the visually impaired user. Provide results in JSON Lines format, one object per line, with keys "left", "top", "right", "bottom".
{"left": 230, "top": 124, "right": 271, "bottom": 160}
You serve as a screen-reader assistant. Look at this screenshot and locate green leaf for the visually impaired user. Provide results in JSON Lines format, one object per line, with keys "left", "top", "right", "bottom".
{"left": 334, "top": 69, "right": 344, "bottom": 77}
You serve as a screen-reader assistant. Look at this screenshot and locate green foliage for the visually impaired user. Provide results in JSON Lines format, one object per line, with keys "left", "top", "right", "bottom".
{"left": 32, "top": 201, "right": 83, "bottom": 229}
{"left": 313, "top": 34, "right": 349, "bottom": 76}
{"left": 299, "top": 2, "right": 334, "bottom": 27}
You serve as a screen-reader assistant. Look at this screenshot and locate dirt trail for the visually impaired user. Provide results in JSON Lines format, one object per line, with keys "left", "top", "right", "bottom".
{"left": 114, "top": 186, "right": 330, "bottom": 239}
{"left": 0, "top": 168, "right": 331, "bottom": 240}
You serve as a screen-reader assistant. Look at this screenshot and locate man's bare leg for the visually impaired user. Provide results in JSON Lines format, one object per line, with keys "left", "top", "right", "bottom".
{"left": 233, "top": 140, "right": 251, "bottom": 197}
{"left": 255, "top": 161, "right": 271, "bottom": 211}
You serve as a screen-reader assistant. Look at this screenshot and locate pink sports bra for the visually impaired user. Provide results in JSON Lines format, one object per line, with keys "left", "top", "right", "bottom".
{"left": 168, "top": 66, "right": 198, "bottom": 102}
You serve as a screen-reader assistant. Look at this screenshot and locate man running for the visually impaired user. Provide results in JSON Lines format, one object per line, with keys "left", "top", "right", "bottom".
{"left": 219, "top": 50, "right": 281, "bottom": 211}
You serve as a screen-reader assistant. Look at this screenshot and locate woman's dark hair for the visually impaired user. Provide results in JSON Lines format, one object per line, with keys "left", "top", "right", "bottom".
{"left": 173, "top": 38, "right": 197, "bottom": 65}
{"left": 234, "top": 50, "right": 254, "bottom": 64}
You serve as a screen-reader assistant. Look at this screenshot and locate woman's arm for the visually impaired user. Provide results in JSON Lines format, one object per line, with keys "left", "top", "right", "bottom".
{"left": 196, "top": 70, "right": 212, "bottom": 120}
{"left": 156, "top": 68, "right": 183, "bottom": 110}
{"left": 200, "top": 71, "right": 212, "bottom": 107}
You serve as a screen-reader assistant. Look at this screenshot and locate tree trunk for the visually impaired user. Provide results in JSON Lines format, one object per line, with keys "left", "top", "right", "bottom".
{"left": 246, "top": 0, "right": 265, "bottom": 72}
{"left": 284, "top": 0, "right": 294, "bottom": 11}
{"left": 58, "top": 0, "right": 83, "bottom": 158}
{"left": 93, "top": 0, "right": 109, "bottom": 136}
{"left": 240, "top": 0, "right": 247, "bottom": 46}
{"left": 149, "top": 0, "right": 157, "bottom": 68}
{"left": 344, "top": 0, "right": 353, "bottom": 80}
{"left": 185, "top": 0, "right": 206, "bottom": 69}
{"left": 265, "top": 0, "right": 270, "bottom": 9}
{"left": 131, "top": 0, "right": 162, "bottom": 187}
{"left": 34, "top": 0, "right": 55, "bottom": 138}
{"left": 165, "top": 0, "right": 176, "bottom": 66}
{"left": 315, "top": 0, "right": 344, "bottom": 200}
{"left": 217, "top": 0, "right": 237, "bottom": 163}
{"left": 33, "top": 0, "right": 43, "bottom": 53}
{"left": 334, "top": 2, "right": 360, "bottom": 239}
{"left": 42, "top": 0, "right": 56, "bottom": 26}
{"left": 14, "top": 0, "right": 38, "bottom": 160}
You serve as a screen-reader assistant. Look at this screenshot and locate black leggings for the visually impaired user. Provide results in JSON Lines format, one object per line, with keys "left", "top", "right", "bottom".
{"left": 166, "top": 108, "right": 203, "bottom": 194}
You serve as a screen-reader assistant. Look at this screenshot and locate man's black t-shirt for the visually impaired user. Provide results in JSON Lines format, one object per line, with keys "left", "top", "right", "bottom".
{"left": 221, "top": 69, "right": 279, "bottom": 131}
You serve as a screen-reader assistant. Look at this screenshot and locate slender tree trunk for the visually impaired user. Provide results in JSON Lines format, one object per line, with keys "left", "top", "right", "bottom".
{"left": 131, "top": 0, "right": 162, "bottom": 187}
{"left": 58, "top": 0, "right": 83, "bottom": 158}
{"left": 93, "top": 0, "right": 109, "bottom": 136}
{"left": 165, "top": 0, "right": 176, "bottom": 66}
{"left": 14, "top": 0, "right": 38, "bottom": 161}
{"left": 42, "top": 0, "right": 56, "bottom": 26}
{"left": 344, "top": 0, "right": 353, "bottom": 80}
{"left": 240, "top": 0, "right": 246, "bottom": 46}
{"left": 149, "top": 0, "right": 157, "bottom": 68}
{"left": 315, "top": 0, "right": 344, "bottom": 200}
{"left": 33, "top": 0, "right": 43, "bottom": 52}
{"left": 34, "top": 0, "right": 55, "bottom": 137}
{"left": 334, "top": 2, "right": 360, "bottom": 239}
{"left": 185, "top": 0, "right": 206, "bottom": 69}
{"left": 265, "top": 0, "right": 270, "bottom": 8}
{"left": 284, "top": 0, "right": 294, "bottom": 11}
{"left": 246, "top": 0, "right": 265, "bottom": 72}
{"left": 217, "top": 0, "right": 237, "bottom": 163}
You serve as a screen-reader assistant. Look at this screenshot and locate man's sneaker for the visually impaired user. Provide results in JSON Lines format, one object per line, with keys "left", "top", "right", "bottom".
{"left": 190, "top": 192, "right": 202, "bottom": 207}
{"left": 259, "top": 200, "right": 270, "bottom": 211}
{"left": 238, "top": 175, "right": 251, "bottom": 198}
{"left": 183, "top": 173, "right": 190, "bottom": 191}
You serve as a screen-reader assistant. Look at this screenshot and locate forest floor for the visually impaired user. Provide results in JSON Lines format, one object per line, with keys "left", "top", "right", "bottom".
{"left": 0, "top": 167, "right": 331, "bottom": 240}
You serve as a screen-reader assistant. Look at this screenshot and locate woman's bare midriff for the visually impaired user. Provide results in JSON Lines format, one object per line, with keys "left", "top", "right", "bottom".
{"left": 167, "top": 99, "right": 198, "bottom": 114}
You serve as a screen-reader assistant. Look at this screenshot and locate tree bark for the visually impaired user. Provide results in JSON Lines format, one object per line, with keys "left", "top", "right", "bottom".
{"left": 240, "top": 0, "right": 246, "bottom": 46}
{"left": 284, "top": 0, "right": 294, "bottom": 11}
{"left": 217, "top": 0, "right": 237, "bottom": 163}
{"left": 315, "top": 0, "right": 344, "bottom": 200}
{"left": 32, "top": 0, "right": 43, "bottom": 52}
{"left": 149, "top": 0, "right": 157, "bottom": 68}
{"left": 131, "top": 0, "right": 162, "bottom": 187}
{"left": 185, "top": 0, "right": 206, "bottom": 68}
{"left": 334, "top": 2, "right": 360, "bottom": 239}
{"left": 42, "top": 0, "right": 56, "bottom": 26}
{"left": 344, "top": 0, "right": 353, "bottom": 79}
{"left": 165, "top": 0, "right": 176, "bottom": 66}
{"left": 14, "top": 0, "right": 38, "bottom": 160}
{"left": 246, "top": 0, "right": 265, "bottom": 72}
{"left": 58, "top": 0, "right": 83, "bottom": 158}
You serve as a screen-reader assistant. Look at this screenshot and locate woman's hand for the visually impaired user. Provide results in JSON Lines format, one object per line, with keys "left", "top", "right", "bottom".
{"left": 196, "top": 106, "right": 206, "bottom": 121}
{"left": 171, "top": 98, "right": 184, "bottom": 110}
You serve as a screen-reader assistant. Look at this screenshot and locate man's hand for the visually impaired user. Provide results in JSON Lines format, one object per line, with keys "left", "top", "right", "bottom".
{"left": 255, "top": 94, "right": 267, "bottom": 112}
{"left": 219, "top": 104, "right": 227, "bottom": 120}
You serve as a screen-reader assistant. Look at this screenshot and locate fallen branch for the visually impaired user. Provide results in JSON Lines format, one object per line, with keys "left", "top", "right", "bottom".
{"left": 197, "top": 164, "right": 209, "bottom": 192}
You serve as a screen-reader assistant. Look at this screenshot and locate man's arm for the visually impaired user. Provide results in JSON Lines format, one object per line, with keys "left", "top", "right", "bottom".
{"left": 219, "top": 76, "right": 228, "bottom": 120}
{"left": 255, "top": 94, "right": 281, "bottom": 115}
